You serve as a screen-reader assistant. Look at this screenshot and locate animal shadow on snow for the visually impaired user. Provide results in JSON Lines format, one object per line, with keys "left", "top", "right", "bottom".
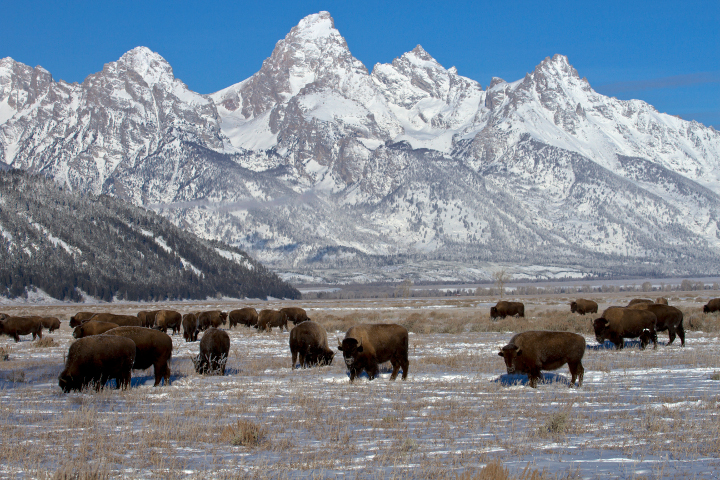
{"left": 586, "top": 340, "right": 666, "bottom": 351}
{"left": 345, "top": 363, "right": 397, "bottom": 380}
{"left": 494, "top": 373, "right": 573, "bottom": 387}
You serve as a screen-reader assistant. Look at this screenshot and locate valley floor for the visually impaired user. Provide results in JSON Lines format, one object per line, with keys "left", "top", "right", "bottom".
{"left": 1, "top": 295, "right": 719, "bottom": 479}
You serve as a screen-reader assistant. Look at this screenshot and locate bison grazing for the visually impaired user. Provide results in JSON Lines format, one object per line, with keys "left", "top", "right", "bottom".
{"left": 69, "top": 312, "right": 96, "bottom": 327}
{"left": 58, "top": 335, "right": 136, "bottom": 392}
{"left": 570, "top": 299, "right": 598, "bottom": 315}
{"left": 490, "top": 301, "right": 525, "bottom": 319}
{"left": 498, "top": 331, "right": 585, "bottom": 388}
{"left": 182, "top": 313, "right": 199, "bottom": 342}
{"left": 628, "top": 303, "right": 685, "bottom": 346}
{"left": 289, "top": 321, "right": 334, "bottom": 368}
{"left": 88, "top": 313, "right": 143, "bottom": 327}
{"left": 655, "top": 297, "right": 669, "bottom": 305}
{"left": 703, "top": 298, "right": 720, "bottom": 314}
{"left": 627, "top": 298, "right": 653, "bottom": 307}
{"left": 338, "top": 324, "right": 409, "bottom": 382}
{"left": 198, "top": 310, "right": 227, "bottom": 330}
{"left": 104, "top": 327, "right": 173, "bottom": 386}
{"left": 0, "top": 316, "right": 43, "bottom": 342}
{"left": 72, "top": 320, "right": 120, "bottom": 339}
{"left": 257, "top": 309, "right": 289, "bottom": 332}
{"left": 593, "top": 307, "right": 657, "bottom": 349}
{"left": 194, "top": 328, "right": 230, "bottom": 375}
{"left": 39, "top": 316, "right": 61, "bottom": 332}
{"left": 281, "top": 307, "right": 310, "bottom": 325}
{"left": 228, "top": 308, "right": 258, "bottom": 329}
{"left": 137, "top": 310, "right": 161, "bottom": 328}
{"left": 154, "top": 310, "right": 182, "bottom": 335}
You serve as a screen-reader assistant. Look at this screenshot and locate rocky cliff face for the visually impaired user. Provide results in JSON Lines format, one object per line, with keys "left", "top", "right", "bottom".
{"left": 2, "top": 12, "right": 720, "bottom": 283}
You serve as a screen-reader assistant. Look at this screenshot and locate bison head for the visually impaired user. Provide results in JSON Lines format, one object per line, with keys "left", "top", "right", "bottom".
{"left": 490, "top": 307, "right": 498, "bottom": 318}
{"left": 639, "top": 329, "right": 653, "bottom": 350}
{"left": 58, "top": 373, "right": 81, "bottom": 393}
{"left": 704, "top": 305, "right": 710, "bottom": 313}
{"left": 338, "top": 338, "right": 362, "bottom": 368}
{"left": 570, "top": 302, "right": 577, "bottom": 313}
{"left": 593, "top": 318, "right": 610, "bottom": 343}
{"left": 72, "top": 326, "right": 83, "bottom": 339}
{"left": 497, "top": 344, "right": 521, "bottom": 374}
{"left": 221, "top": 312, "right": 228, "bottom": 325}
{"left": 318, "top": 348, "right": 334, "bottom": 366}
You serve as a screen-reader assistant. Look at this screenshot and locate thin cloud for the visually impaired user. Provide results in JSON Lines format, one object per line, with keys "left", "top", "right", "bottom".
{"left": 597, "top": 72, "right": 720, "bottom": 95}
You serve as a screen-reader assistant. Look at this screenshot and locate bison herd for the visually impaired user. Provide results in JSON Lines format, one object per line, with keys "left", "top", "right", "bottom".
{"left": 2, "top": 295, "right": 719, "bottom": 392}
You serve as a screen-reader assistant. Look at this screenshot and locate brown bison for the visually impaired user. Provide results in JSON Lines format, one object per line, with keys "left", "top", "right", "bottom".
{"left": 570, "top": 299, "right": 598, "bottom": 315}
{"left": 72, "top": 320, "right": 120, "bottom": 339}
{"left": 490, "top": 301, "right": 525, "bottom": 319}
{"left": 593, "top": 307, "right": 657, "bottom": 349}
{"left": 104, "top": 327, "right": 173, "bottom": 386}
{"left": 703, "top": 298, "right": 720, "bottom": 314}
{"left": 289, "top": 321, "right": 334, "bottom": 368}
{"left": 58, "top": 335, "right": 136, "bottom": 392}
{"left": 194, "top": 328, "right": 230, "bottom": 375}
{"left": 498, "top": 331, "right": 585, "bottom": 388}
{"left": 39, "top": 316, "right": 61, "bottom": 332}
{"left": 338, "top": 324, "right": 409, "bottom": 382}
{"left": 69, "top": 312, "right": 96, "bottom": 327}
{"left": 198, "top": 310, "right": 227, "bottom": 330}
{"left": 0, "top": 316, "right": 43, "bottom": 342}
{"left": 88, "top": 313, "right": 143, "bottom": 327}
{"left": 628, "top": 303, "right": 685, "bottom": 346}
{"left": 656, "top": 297, "right": 669, "bottom": 305}
{"left": 182, "top": 313, "right": 199, "bottom": 342}
{"left": 281, "top": 307, "right": 310, "bottom": 325}
{"left": 228, "top": 308, "right": 258, "bottom": 328}
{"left": 137, "top": 310, "right": 161, "bottom": 328}
{"left": 627, "top": 298, "right": 653, "bottom": 306}
{"left": 154, "top": 310, "right": 182, "bottom": 335}
{"left": 257, "top": 309, "right": 289, "bottom": 332}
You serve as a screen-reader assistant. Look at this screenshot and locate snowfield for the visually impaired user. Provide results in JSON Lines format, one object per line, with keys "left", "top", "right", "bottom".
{"left": 1, "top": 296, "right": 719, "bottom": 478}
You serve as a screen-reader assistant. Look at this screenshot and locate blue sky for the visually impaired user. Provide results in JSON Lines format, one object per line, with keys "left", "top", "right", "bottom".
{"left": 2, "top": 0, "right": 719, "bottom": 127}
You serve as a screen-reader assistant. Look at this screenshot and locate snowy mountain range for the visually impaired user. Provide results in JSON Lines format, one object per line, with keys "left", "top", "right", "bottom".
{"left": 2, "top": 11, "right": 720, "bottom": 284}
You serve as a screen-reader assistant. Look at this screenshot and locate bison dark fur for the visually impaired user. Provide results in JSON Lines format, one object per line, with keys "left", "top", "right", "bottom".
{"left": 39, "top": 316, "right": 61, "bottom": 332}
{"left": 198, "top": 310, "right": 227, "bottom": 330}
{"left": 628, "top": 303, "right": 685, "bottom": 346}
{"left": 0, "top": 316, "right": 43, "bottom": 342}
{"left": 338, "top": 324, "right": 409, "bottom": 382}
{"left": 498, "top": 331, "right": 586, "bottom": 388}
{"left": 58, "top": 336, "right": 136, "bottom": 392}
{"left": 290, "top": 321, "right": 334, "bottom": 368}
{"left": 627, "top": 298, "right": 653, "bottom": 306}
{"left": 703, "top": 298, "right": 720, "bottom": 314}
{"left": 570, "top": 299, "right": 598, "bottom": 315}
{"left": 281, "top": 307, "right": 310, "bottom": 325}
{"left": 104, "top": 327, "right": 173, "bottom": 386}
{"left": 182, "top": 313, "right": 199, "bottom": 342}
{"left": 153, "top": 310, "right": 181, "bottom": 335}
{"left": 193, "top": 328, "right": 230, "bottom": 375}
{"left": 89, "top": 313, "right": 143, "bottom": 327}
{"left": 594, "top": 307, "right": 657, "bottom": 349}
{"left": 73, "top": 320, "right": 120, "bottom": 339}
{"left": 69, "top": 312, "right": 96, "bottom": 328}
{"left": 257, "top": 310, "right": 288, "bottom": 332}
{"left": 490, "top": 301, "right": 525, "bottom": 319}
{"left": 137, "top": 310, "right": 161, "bottom": 328}
{"left": 228, "top": 308, "right": 258, "bottom": 329}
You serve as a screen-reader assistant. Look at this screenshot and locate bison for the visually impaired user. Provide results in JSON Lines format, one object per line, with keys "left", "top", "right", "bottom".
{"left": 655, "top": 297, "right": 669, "bottom": 305}
{"left": 593, "top": 307, "right": 657, "bottom": 349}
{"left": 137, "top": 310, "right": 161, "bottom": 328}
{"left": 88, "top": 313, "right": 142, "bottom": 327}
{"left": 154, "top": 310, "right": 182, "bottom": 335}
{"left": 490, "top": 301, "right": 525, "bottom": 319}
{"left": 193, "top": 328, "right": 230, "bottom": 375}
{"left": 281, "top": 307, "right": 310, "bottom": 325}
{"left": 182, "top": 313, "right": 199, "bottom": 342}
{"left": 69, "top": 312, "right": 96, "bottom": 327}
{"left": 338, "top": 324, "right": 409, "bottom": 382}
{"left": 104, "top": 327, "right": 173, "bottom": 386}
{"left": 628, "top": 303, "right": 685, "bottom": 346}
{"left": 289, "top": 321, "right": 334, "bottom": 368}
{"left": 257, "top": 309, "right": 289, "bottom": 332}
{"left": 627, "top": 298, "right": 653, "bottom": 306}
{"left": 72, "top": 320, "right": 120, "bottom": 339}
{"left": 39, "top": 316, "right": 61, "bottom": 332}
{"left": 0, "top": 316, "right": 43, "bottom": 342}
{"left": 58, "top": 335, "right": 136, "bottom": 392}
{"left": 498, "top": 331, "right": 585, "bottom": 388}
{"left": 703, "top": 298, "right": 720, "bottom": 314}
{"left": 570, "top": 299, "right": 598, "bottom": 315}
{"left": 198, "top": 310, "right": 227, "bottom": 330}
{"left": 228, "top": 308, "right": 258, "bottom": 329}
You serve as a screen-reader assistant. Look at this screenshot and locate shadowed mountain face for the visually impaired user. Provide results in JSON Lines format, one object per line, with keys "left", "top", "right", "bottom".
{"left": 2, "top": 11, "right": 720, "bottom": 283}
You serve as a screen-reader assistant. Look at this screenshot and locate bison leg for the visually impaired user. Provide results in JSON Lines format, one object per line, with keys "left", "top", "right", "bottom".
{"left": 677, "top": 323, "right": 685, "bottom": 347}
{"left": 390, "top": 362, "right": 401, "bottom": 381}
{"left": 569, "top": 361, "right": 584, "bottom": 387}
{"left": 348, "top": 368, "right": 358, "bottom": 383}
{"left": 292, "top": 350, "right": 298, "bottom": 369}
{"left": 401, "top": 359, "right": 409, "bottom": 380}
{"left": 366, "top": 362, "right": 380, "bottom": 381}
{"left": 13, "top": 333, "right": 19, "bottom": 342}
{"left": 528, "top": 375, "right": 539, "bottom": 388}
{"left": 667, "top": 328, "right": 676, "bottom": 346}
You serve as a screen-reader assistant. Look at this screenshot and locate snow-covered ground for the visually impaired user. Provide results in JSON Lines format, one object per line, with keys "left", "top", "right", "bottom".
{"left": 1, "top": 298, "right": 719, "bottom": 478}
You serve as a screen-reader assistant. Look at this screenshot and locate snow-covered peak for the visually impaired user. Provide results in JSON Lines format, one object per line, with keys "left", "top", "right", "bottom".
{"left": 114, "top": 46, "right": 175, "bottom": 88}
{"left": 292, "top": 11, "right": 337, "bottom": 41}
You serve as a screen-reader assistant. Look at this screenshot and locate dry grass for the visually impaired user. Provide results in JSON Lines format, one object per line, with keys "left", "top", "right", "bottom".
{"left": 221, "top": 419, "right": 267, "bottom": 447}
{"left": 34, "top": 337, "right": 58, "bottom": 348}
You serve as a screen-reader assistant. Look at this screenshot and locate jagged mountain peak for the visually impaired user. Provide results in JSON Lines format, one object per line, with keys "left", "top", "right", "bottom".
{"left": 291, "top": 11, "right": 337, "bottom": 41}
{"left": 100, "top": 46, "right": 176, "bottom": 88}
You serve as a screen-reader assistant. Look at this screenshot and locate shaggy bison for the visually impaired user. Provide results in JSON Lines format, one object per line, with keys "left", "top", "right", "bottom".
{"left": 627, "top": 298, "right": 653, "bottom": 306}
{"left": 703, "top": 298, "right": 720, "bottom": 314}
{"left": 104, "top": 327, "right": 173, "bottom": 386}
{"left": 72, "top": 320, "right": 120, "bottom": 338}
{"left": 39, "top": 316, "right": 61, "bottom": 332}
{"left": 198, "top": 310, "right": 227, "bottom": 330}
{"left": 289, "top": 321, "right": 334, "bottom": 368}
{"left": 281, "top": 307, "right": 310, "bottom": 325}
{"left": 69, "top": 312, "right": 96, "bottom": 327}
{"left": 257, "top": 310, "right": 289, "bottom": 332}
{"left": 228, "top": 308, "right": 258, "bottom": 329}
{"left": 490, "top": 301, "right": 525, "bottom": 319}
{"left": 498, "top": 331, "right": 586, "bottom": 388}
{"left": 58, "top": 335, "right": 136, "bottom": 392}
{"left": 570, "top": 299, "right": 598, "bottom": 315}
{"left": 194, "top": 328, "right": 230, "bottom": 375}
{"left": 628, "top": 303, "right": 685, "bottom": 346}
{"left": 593, "top": 307, "right": 657, "bottom": 349}
{"left": 182, "top": 313, "right": 199, "bottom": 342}
{"left": 656, "top": 297, "right": 669, "bottom": 305}
{"left": 0, "top": 316, "right": 43, "bottom": 342}
{"left": 154, "top": 310, "right": 182, "bottom": 335}
{"left": 137, "top": 310, "right": 161, "bottom": 328}
{"left": 88, "top": 313, "right": 143, "bottom": 327}
{"left": 338, "top": 324, "right": 409, "bottom": 382}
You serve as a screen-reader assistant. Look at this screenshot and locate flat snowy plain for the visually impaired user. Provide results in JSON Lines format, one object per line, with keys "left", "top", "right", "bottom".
{"left": 1, "top": 294, "right": 719, "bottom": 479}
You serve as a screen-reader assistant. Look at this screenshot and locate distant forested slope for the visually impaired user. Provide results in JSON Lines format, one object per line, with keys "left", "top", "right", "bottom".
{"left": 0, "top": 170, "right": 300, "bottom": 301}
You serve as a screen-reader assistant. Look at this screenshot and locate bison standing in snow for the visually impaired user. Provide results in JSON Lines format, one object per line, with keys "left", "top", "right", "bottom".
{"left": 570, "top": 299, "right": 598, "bottom": 315}
{"left": 498, "top": 331, "right": 585, "bottom": 388}
{"left": 194, "top": 328, "right": 230, "bottom": 375}
{"left": 703, "top": 298, "right": 720, "bottom": 314}
{"left": 628, "top": 303, "right": 685, "bottom": 346}
{"left": 228, "top": 308, "right": 258, "bottom": 329}
{"left": 490, "top": 301, "right": 525, "bottom": 319}
{"left": 257, "top": 310, "right": 289, "bottom": 332}
{"left": 0, "top": 316, "right": 43, "bottom": 342}
{"left": 281, "top": 307, "right": 310, "bottom": 325}
{"left": 69, "top": 312, "right": 96, "bottom": 327}
{"left": 104, "top": 326, "right": 173, "bottom": 386}
{"left": 154, "top": 310, "right": 182, "bottom": 335}
{"left": 289, "top": 321, "right": 334, "bottom": 368}
{"left": 593, "top": 307, "right": 657, "bottom": 349}
{"left": 338, "top": 324, "right": 409, "bottom": 382}
{"left": 58, "top": 335, "right": 136, "bottom": 392}
{"left": 182, "top": 313, "right": 199, "bottom": 342}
